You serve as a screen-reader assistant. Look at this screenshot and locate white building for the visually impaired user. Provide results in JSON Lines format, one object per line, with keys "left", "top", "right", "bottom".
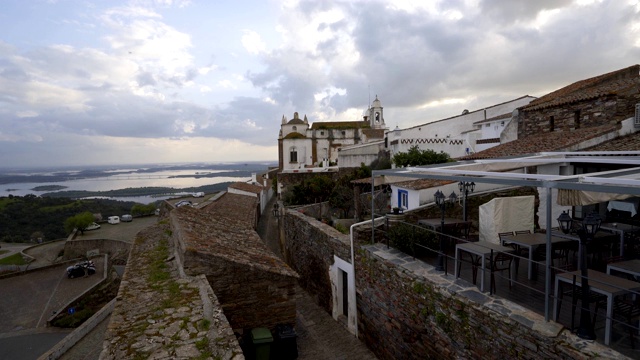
{"left": 278, "top": 96, "right": 387, "bottom": 170}
{"left": 387, "top": 96, "right": 536, "bottom": 163}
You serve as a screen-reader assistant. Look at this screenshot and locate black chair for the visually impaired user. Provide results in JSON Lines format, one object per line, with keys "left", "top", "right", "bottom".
{"left": 554, "top": 266, "right": 607, "bottom": 333}
{"left": 612, "top": 297, "right": 640, "bottom": 349}
{"left": 512, "top": 230, "right": 531, "bottom": 272}
{"left": 498, "top": 231, "right": 514, "bottom": 246}
{"left": 458, "top": 251, "right": 482, "bottom": 285}
{"left": 490, "top": 252, "right": 513, "bottom": 294}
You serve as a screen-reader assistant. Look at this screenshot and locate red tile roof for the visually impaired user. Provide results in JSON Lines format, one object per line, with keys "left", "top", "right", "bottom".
{"left": 229, "top": 182, "right": 263, "bottom": 194}
{"left": 521, "top": 65, "right": 640, "bottom": 112}
{"left": 310, "top": 121, "right": 370, "bottom": 130}
{"left": 584, "top": 131, "right": 640, "bottom": 151}
{"left": 173, "top": 193, "right": 297, "bottom": 277}
{"left": 394, "top": 179, "right": 455, "bottom": 190}
{"left": 459, "top": 124, "right": 619, "bottom": 160}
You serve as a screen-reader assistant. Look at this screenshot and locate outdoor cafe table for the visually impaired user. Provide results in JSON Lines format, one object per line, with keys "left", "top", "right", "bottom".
{"left": 418, "top": 218, "right": 470, "bottom": 231}
{"left": 550, "top": 230, "right": 615, "bottom": 269}
{"left": 600, "top": 222, "right": 639, "bottom": 257}
{"left": 501, "top": 232, "right": 570, "bottom": 280}
{"left": 553, "top": 269, "right": 640, "bottom": 345}
{"left": 454, "top": 241, "right": 514, "bottom": 292}
{"left": 606, "top": 259, "right": 640, "bottom": 278}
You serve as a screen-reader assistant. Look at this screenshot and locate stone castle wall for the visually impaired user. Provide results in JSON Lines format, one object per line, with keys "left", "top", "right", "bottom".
{"left": 283, "top": 210, "right": 351, "bottom": 313}
{"left": 63, "top": 238, "right": 131, "bottom": 262}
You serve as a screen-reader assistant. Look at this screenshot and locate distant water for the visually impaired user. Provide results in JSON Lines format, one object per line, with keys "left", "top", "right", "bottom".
{"left": 0, "top": 162, "right": 276, "bottom": 204}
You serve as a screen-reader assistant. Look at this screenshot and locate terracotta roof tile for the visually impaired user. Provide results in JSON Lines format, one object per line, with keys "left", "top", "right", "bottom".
{"left": 584, "top": 132, "right": 640, "bottom": 151}
{"left": 361, "top": 128, "right": 385, "bottom": 138}
{"left": 173, "top": 193, "right": 297, "bottom": 277}
{"left": 521, "top": 65, "right": 640, "bottom": 111}
{"left": 228, "top": 182, "right": 263, "bottom": 194}
{"left": 459, "top": 124, "right": 618, "bottom": 160}
{"left": 310, "top": 121, "right": 370, "bottom": 130}
{"left": 394, "top": 179, "right": 455, "bottom": 190}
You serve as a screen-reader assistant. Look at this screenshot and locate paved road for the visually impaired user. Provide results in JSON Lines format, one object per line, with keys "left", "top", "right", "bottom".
{"left": 0, "top": 329, "right": 71, "bottom": 360}
{"left": 0, "top": 257, "right": 105, "bottom": 333}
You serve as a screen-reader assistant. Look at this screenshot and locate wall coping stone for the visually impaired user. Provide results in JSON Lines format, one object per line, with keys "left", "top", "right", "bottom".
{"left": 363, "top": 242, "right": 626, "bottom": 359}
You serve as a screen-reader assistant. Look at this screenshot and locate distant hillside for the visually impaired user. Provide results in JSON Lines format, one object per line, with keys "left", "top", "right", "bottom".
{"left": 0, "top": 195, "right": 138, "bottom": 242}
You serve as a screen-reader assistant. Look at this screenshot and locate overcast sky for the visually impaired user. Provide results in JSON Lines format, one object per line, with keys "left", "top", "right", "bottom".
{"left": 0, "top": 0, "right": 638, "bottom": 167}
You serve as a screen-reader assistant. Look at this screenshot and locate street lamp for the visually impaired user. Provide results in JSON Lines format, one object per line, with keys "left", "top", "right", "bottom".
{"left": 458, "top": 181, "right": 475, "bottom": 222}
{"left": 434, "top": 190, "right": 458, "bottom": 271}
{"left": 557, "top": 210, "right": 602, "bottom": 340}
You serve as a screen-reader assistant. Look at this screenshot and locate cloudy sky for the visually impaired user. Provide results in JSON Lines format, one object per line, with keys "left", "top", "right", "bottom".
{"left": 0, "top": 0, "right": 638, "bottom": 167}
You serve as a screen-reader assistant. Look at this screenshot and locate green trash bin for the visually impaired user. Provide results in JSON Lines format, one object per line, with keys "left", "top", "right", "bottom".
{"left": 251, "top": 327, "right": 273, "bottom": 360}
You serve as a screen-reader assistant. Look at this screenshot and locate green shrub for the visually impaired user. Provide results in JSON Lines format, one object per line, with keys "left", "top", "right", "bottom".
{"left": 387, "top": 223, "right": 436, "bottom": 255}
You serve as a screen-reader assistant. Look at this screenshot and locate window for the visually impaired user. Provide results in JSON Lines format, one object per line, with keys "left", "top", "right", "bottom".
{"left": 341, "top": 131, "right": 346, "bottom": 136}
{"left": 549, "top": 116, "right": 555, "bottom": 131}
{"left": 290, "top": 147, "right": 298, "bottom": 162}
{"left": 399, "top": 190, "right": 408, "bottom": 209}
{"left": 574, "top": 110, "right": 581, "bottom": 129}
{"left": 375, "top": 112, "right": 380, "bottom": 122}
{"left": 320, "top": 131, "right": 324, "bottom": 136}
{"left": 292, "top": 126, "right": 297, "bottom": 131}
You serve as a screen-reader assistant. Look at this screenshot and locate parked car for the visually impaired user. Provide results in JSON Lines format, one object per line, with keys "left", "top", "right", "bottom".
{"left": 85, "top": 222, "right": 101, "bottom": 231}
{"left": 121, "top": 214, "right": 133, "bottom": 222}
{"left": 66, "top": 260, "right": 96, "bottom": 279}
{"left": 192, "top": 192, "right": 205, "bottom": 198}
{"left": 176, "top": 200, "right": 192, "bottom": 208}
{"left": 108, "top": 216, "right": 120, "bottom": 224}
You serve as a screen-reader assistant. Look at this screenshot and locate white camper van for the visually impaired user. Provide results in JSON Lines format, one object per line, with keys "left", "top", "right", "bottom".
{"left": 108, "top": 216, "right": 120, "bottom": 224}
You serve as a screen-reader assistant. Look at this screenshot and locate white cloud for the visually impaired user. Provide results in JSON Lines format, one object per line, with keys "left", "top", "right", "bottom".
{"left": 218, "top": 79, "right": 236, "bottom": 89}
{"left": 242, "top": 30, "right": 267, "bottom": 55}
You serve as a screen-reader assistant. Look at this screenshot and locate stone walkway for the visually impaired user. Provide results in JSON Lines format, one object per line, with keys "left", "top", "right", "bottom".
{"left": 257, "top": 196, "right": 377, "bottom": 360}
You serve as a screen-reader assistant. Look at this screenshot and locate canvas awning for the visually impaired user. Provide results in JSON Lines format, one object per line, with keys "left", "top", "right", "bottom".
{"left": 556, "top": 189, "right": 634, "bottom": 206}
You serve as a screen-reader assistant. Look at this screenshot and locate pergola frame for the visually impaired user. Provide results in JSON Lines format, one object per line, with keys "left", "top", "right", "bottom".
{"left": 371, "top": 151, "right": 640, "bottom": 321}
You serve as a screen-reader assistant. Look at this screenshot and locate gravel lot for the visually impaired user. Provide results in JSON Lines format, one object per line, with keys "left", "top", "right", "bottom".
{"left": 75, "top": 215, "right": 157, "bottom": 243}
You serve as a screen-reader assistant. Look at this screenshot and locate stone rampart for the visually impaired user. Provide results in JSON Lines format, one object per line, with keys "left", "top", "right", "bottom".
{"left": 99, "top": 222, "right": 242, "bottom": 359}
{"left": 282, "top": 210, "right": 627, "bottom": 359}
{"left": 63, "top": 238, "right": 131, "bottom": 262}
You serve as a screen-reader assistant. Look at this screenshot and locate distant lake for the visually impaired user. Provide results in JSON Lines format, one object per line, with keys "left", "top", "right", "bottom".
{"left": 0, "top": 162, "right": 276, "bottom": 204}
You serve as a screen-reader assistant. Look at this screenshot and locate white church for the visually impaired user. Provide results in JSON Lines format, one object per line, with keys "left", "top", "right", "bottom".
{"left": 278, "top": 96, "right": 388, "bottom": 171}
{"left": 277, "top": 95, "right": 537, "bottom": 172}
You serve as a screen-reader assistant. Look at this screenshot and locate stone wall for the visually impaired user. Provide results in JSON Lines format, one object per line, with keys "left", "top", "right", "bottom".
{"left": 100, "top": 222, "right": 242, "bottom": 359}
{"left": 283, "top": 210, "right": 626, "bottom": 360}
{"left": 182, "top": 249, "right": 297, "bottom": 332}
{"left": 63, "top": 238, "right": 131, "bottom": 262}
{"left": 518, "top": 76, "right": 640, "bottom": 138}
{"left": 282, "top": 210, "right": 351, "bottom": 313}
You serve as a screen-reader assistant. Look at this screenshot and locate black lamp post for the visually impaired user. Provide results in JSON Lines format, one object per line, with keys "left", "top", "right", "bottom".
{"left": 557, "top": 210, "right": 602, "bottom": 340}
{"left": 458, "top": 181, "right": 475, "bottom": 222}
{"left": 434, "top": 190, "right": 458, "bottom": 271}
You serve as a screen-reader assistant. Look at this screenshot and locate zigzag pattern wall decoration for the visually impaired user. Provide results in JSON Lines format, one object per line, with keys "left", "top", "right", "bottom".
{"left": 400, "top": 138, "right": 464, "bottom": 145}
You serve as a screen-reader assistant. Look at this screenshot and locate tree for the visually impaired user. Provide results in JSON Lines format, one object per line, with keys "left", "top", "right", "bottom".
{"left": 64, "top": 211, "right": 95, "bottom": 235}
{"left": 392, "top": 145, "right": 451, "bottom": 167}
{"left": 131, "top": 203, "right": 156, "bottom": 216}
